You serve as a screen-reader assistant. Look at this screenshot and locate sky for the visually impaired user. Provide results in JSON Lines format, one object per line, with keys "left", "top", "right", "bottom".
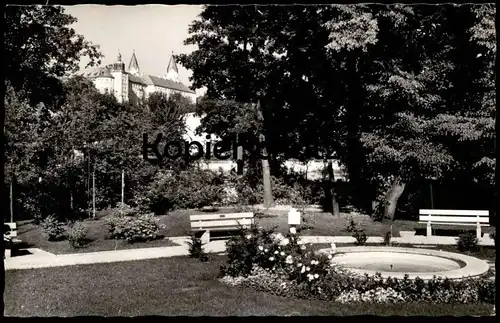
{"left": 63, "top": 5, "right": 204, "bottom": 92}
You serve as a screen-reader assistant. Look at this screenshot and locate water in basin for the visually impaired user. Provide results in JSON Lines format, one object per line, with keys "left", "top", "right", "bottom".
{"left": 332, "top": 251, "right": 462, "bottom": 273}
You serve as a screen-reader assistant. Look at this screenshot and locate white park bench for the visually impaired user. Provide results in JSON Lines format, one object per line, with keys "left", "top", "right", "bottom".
{"left": 4, "top": 222, "right": 23, "bottom": 258}
{"left": 419, "top": 209, "right": 490, "bottom": 239}
{"left": 190, "top": 212, "right": 255, "bottom": 244}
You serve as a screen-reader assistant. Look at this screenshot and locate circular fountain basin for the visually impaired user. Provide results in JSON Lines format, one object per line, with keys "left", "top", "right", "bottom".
{"left": 318, "top": 247, "right": 490, "bottom": 280}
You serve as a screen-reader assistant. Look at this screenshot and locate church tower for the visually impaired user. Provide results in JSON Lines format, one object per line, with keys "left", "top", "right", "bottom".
{"left": 165, "top": 51, "right": 181, "bottom": 83}
{"left": 128, "top": 50, "right": 140, "bottom": 76}
{"left": 109, "top": 51, "right": 129, "bottom": 103}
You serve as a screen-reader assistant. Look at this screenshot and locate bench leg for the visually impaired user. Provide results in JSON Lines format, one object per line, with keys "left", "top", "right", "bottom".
{"left": 201, "top": 231, "right": 210, "bottom": 244}
{"left": 426, "top": 222, "right": 432, "bottom": 237}
{"left": 476, "top": 224, "right": 482, "bottom": 239}
{"left": 5, "top": 249, "right": 12, "bottom": 258}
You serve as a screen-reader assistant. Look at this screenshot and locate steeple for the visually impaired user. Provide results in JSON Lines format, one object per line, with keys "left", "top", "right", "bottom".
{"left": 128, "top": 50, "right": 140, "bottom": 75}
{"left": 165, "top": 51, "right": 180, "bottom": 82}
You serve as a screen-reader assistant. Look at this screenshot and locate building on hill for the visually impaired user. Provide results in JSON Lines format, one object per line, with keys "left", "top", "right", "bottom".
{"left": 81, "top": 51, "right": 197, "bottom": 105}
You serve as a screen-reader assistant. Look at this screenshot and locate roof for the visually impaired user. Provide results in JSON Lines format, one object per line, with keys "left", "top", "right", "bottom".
{"left": 81, "top": 67, "right": 114, "bottom": 79}
{"left": 127, "top": 73, "right": 195, "bottom": 94}
{"left": 128, "top": 74, "right": 147, "bottom": 85}
{"left": 167, "top": 54, "right": 179, "bottom": 74}
{"left": 128, "top": 52, "right": 140, "bottom": 71}
{"left": 148, "top": 75, "right": 195, "bottom": 94}
{"left": 81, "top": 66, "right": 195, "bottom": 94}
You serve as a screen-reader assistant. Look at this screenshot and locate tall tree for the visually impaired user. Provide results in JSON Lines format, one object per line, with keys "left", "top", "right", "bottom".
{"left": 4, "top": 5, "right": 102, "bottom": 107}
{"left": 178, "top": 5, "right": 344, "bottom": 211}
{"left": 324, "top": 4, "right": 496, "bottom": 219}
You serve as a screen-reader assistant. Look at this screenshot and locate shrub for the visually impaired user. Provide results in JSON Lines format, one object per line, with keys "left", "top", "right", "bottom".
{"left": 221, "top": 262, "right": 496, "bottom": 304}
{"left": 116, "top": 203, "right": 137, "bottom": 216}
{"left": 41, "top": 215, "right": 65, "bottom": 241}
{"left": 220, "top": 224, "right": 277, "bottom": 277}
{"left": 221, "top": 224, "right": 336, "bottom": 285}
{"left": 105, "top": 214, "right": 163, "bottom": 243}
{"left": 457, "top": 231, "right": 479, "bottom": 252}
{"left": 187, "top": 235, "right": 209, "bottom": 262}
{"left": 383, "top": 231, "right": 392, "bottom": 246}
{"left": 353, "top": 230, "right": 368, "bottom": 246}
{"left": 68, "top": 221, "right": 89, "bottom": 248}
{"left": 139, "top": 169, "right": 224, "bottom": 214}
{"left": 345, "top": 216, "right": 358, "bottom": 232}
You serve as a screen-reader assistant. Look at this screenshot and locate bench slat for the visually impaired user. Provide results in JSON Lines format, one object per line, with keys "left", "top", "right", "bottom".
{"left": 190, "top": 213, "right": 254, "bottom": 221}
{"left": 419, "top": 215, "right": 490, "bottom": 223}
{"left": 419, "top": 209, "right": 489, "bottom": 216}
{"left": 191, "top": 218, "right": 253, "bottom": 229}
{"left": 191, "top": 226, "right": 250, "bottom": 232}
{"left": 418, "top": 222, "right": 490, "bottom": 226}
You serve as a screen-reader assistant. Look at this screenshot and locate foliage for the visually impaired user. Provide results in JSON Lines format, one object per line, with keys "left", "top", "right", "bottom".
{"left": 221, "top": 245, "right": 496, "bottom": 304}
{"left": 105, "top": 214, "right": 164, "bottom": 243}
{"left": 41, "top": 215, "right": 65, "bottom": 241}
{"left": 4, "top": 5, "right": 103, "bottom": 107}
{"left": 68, "top": 221, "right": 89, "bottom": 248}
{"left": 383, "top": 231, "right": 392, "bottom": 246}
{"left": 221, "top": 224, "right": 336, "bottom": 282}
{"left": 187, "top": 235, "right": 209, "bottom": 262}
{"left": 345, "top": 216, "right": 358, "bottom": 232}
{"left": 353, "top": 230, "right": 368, "bottom": 246}
{"left": 138, "top": 169, "right": 225, "bottom": 214}
{"left": 457, "top": 231, "right": 479, "bottom": 252}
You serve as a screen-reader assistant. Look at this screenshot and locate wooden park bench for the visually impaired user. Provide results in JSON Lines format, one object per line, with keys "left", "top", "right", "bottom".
{"left": 4, "top": 222, "right": 23, "bottom": 258}
{"left": 419, "top": 209, "right": 490, "bottom": 239}
{"left": 190, "top": 212, "right": 255, "bottom": 244}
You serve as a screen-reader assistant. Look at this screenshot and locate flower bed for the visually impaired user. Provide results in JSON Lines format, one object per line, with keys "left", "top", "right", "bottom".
{"left": 218, "top": 225, "right": 495, "bottom": 304}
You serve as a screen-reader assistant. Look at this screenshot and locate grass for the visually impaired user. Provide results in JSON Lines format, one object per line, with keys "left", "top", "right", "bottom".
{"left": 16, "top": 220, "right": 178, "bottom": 255}
{"left": 157, "top": 206, "right": 494, "bottom": 238}
{"left": 16, "top": 205, "right": 494, "bottom": 254}
{"left": 5, "top": 255, "right": 494, "bottom": 317}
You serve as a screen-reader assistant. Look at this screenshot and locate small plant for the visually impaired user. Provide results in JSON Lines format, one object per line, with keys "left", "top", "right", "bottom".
{"left": 345, "top": 216, "right": 358, "bottom": 232}
{"left": 353, "top": 230, "right": 368, "bottom": 246}
{"left": 457, "top": 231, "right": 479, "bottom": 252}
{"left": 383, "top": 231, "right": 392, "bottom": 246}
{"left": 187, "top": 235, "right": 209, "bottom": 262}
{"left": 105, "top": 214, "right": 163, "bottom": 243}
{"left": 68, "top": 221, "right": 89, "bottom": 248}
{"left": 41, "top": 215, "right": 65, "bottom": 241}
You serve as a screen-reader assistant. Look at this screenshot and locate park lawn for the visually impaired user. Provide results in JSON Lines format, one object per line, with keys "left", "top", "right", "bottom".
{"left": 15, "top": 220, "right": 178, "bottom": 255}
{"left": 157, "top": 206, "right": 493, "bottom": 238}
{"left": 17, "top": 206, "right": 494, "bottom": 254}
{"left": 5, "top": 255, "right": 494, "bottom": 317}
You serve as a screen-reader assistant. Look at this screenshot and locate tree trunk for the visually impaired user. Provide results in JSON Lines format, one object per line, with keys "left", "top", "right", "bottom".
{"left": 121, "top": 169, "right": 125, "bottom": 206}
{"left": 92, "top": 171, "right": 96, "bottom": 218}
{"left": 257, "top": 100, "right": 274, "bottom": 208}
{"left": 261, "top": 148, "right": 274, "bottom": 208}
{"left": 10, "top": 180, "right": 14, "bottom": 223}
{"left": 326, "top": 160, "right": 340, "bottom": 217}
{"left": 383, "top": 177, "right": 406, "bottom": 220}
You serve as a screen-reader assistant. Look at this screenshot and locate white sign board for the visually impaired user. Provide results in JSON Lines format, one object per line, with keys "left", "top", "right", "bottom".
{"left": 288, "top": 208, "right": 301, "bottom": 225}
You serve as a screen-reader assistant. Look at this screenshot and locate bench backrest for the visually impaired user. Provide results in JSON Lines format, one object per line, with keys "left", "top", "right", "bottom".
{"left": 419, "top": 209, "right": 489, "bottom": 224}
{"left": 190, "top": 212, "right": 254, "bottom": 231}
{"left": 4, "top": 222, "right": 17, "bottom": 238}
